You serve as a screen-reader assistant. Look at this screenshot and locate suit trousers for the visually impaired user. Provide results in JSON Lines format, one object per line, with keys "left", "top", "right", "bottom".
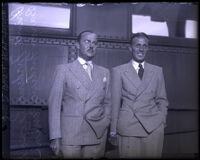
{"left": 118, "top": 123, "right": 164, "bottom": 158}
{"left": 61, "top": 135, "right": 107, "bottom": 159}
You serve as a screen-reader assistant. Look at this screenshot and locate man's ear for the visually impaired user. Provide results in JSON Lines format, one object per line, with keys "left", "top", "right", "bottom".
{"left": 75, "top": 42, "right": 80, "bottom": 50}
{"left": 128, "top": 46, "right": 132, "bottom": 52}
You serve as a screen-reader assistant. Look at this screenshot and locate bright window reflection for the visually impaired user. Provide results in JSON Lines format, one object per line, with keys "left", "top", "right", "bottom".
{"left": 9, "top": 3, "right": 70, "bottom": 29}
{"left": 185, "top": 20, "right": 197, "bottom": 39}
{"left": 132, "top": 15, "right": 169, "bottom": 37}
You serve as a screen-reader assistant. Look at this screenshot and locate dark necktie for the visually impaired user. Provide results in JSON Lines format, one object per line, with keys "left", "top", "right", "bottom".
{"left": 138, "top": 63, "right": 144, "bottom": 80}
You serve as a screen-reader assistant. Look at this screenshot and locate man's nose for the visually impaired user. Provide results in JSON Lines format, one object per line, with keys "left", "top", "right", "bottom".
{"left": 89, "top": 43, "right": 96, "bottom": 49}
{"left": 89, "top": 45, "right": 94, "bottom": 49}
{"left": 139, "top": 47, "right": 144, "bottom": 51}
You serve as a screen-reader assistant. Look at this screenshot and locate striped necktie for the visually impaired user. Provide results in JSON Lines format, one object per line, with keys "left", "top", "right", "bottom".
{"left": 138, "top": 63, "right": 144, "bottom": 80}
{"left": 85, "top": 62, "right": 93, "bottom": 81}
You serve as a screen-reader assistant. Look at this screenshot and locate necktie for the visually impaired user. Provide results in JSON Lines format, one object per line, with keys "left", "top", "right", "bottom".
{"left": 138, "top": 63, "right": 144, "bottom": 80}
{"left": 85, "top": 62, "right": 93, "bottom": 81}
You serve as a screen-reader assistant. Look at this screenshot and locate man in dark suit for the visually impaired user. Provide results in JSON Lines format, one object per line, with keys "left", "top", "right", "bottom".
{"left": 48, "top": 31, "right": 111, "bottom": 158}
{"left": 109, "top": 32, "right": 168, "bottom": 158}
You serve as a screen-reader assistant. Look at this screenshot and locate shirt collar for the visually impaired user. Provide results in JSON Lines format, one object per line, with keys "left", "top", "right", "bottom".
{"left": 132, "top": 59, "right": 145, "bottom": 69}
{"left": 78, "top": 56, "right": 93, "bottom": 67}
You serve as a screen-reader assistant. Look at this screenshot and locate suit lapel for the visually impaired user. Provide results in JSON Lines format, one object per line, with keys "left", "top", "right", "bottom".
{"left": 136, "top": 62, "right": 154, "bottom": 96}
{"left": 69, "top": 60, "right": 92, "bottom": 90}
{"left": 124, "top": 61, "right": 141, "bottom": 89}
{"left": 85, "top": 64, "right": 102, "bottom": 101}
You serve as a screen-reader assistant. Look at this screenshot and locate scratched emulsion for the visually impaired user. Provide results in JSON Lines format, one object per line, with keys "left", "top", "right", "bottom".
{"left": 9, "top": 4, "right": 42, "bottom": 106}
{"left": 9, "top": 4, "right": 43, "bottom": 158}
{"left": 10, "top": 41, "right": 40, "bottom": 105}
{"left": 9, "top": 4, "right": 36, "bottom": 25}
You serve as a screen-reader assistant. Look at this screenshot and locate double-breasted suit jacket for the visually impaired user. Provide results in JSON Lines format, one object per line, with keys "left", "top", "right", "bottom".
{"left": 110, "top": 61, "right": 168, "bottom": 137}
{"left": 48, "top": 60, "right": 111, "bottom": 145}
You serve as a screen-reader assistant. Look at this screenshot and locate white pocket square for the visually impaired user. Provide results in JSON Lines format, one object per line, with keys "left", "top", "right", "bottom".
{"left": 103, "top": 77, "right": 107, "bottom": 82}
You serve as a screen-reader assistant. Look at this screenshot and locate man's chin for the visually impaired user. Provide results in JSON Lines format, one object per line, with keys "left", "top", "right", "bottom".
{"left": 87, "top": 53, "right": 96, "bottom": 58}
{"left": 85, "top": 55, "right": 95, "bottom": 60}
{"left": 135, "top": 59, "right": 145, "bottom": 63}
{"left": 136, "top": 56, "right": 145, "bottom": 61}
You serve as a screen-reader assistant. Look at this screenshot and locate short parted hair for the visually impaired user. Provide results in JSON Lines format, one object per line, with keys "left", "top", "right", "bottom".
{"left": 130, "top": 32, "right": 149, "bottom": 44}
{"left": 77, "top": 30, "right": 97, "bottom": 43}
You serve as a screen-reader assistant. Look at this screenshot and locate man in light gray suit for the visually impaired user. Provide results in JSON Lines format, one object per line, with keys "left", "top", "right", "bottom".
{"left": 48, "top": 31, "right": 111, "bottom": 158}
{"left": 109, "top": 32, "right": 168, "bottom": 158}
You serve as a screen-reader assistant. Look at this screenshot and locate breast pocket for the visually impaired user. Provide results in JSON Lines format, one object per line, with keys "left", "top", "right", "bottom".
{"left": 64, "top": 79, "right": 83, "bottom": 98}
{"left": 67, "top": 78, "right": 82, "bottom": 89}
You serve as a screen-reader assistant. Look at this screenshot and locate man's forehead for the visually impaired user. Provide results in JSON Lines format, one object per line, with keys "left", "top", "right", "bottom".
{"left": 81, "top": 32, "right": 97, "bottom": 38}
{"left": 132, "top": 37, "right": 149, "bottom": 43}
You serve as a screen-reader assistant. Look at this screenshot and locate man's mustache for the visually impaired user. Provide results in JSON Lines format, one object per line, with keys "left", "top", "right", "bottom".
{"left": 87, "top": 48, "right": 94, "bottom": 52}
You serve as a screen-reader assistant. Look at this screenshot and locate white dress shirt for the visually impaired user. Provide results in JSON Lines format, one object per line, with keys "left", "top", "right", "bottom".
{"left": 77, "top": 56, "right": 93, "bottom": 70}
{"left": 132, "top": 60, "right": 145, "bottom": 74}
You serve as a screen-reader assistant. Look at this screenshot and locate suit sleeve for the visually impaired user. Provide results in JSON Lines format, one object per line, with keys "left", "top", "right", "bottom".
{"left": 48, "top": 65, "right": 65, "bottom": 140}
{"left": 155, "top": 68, "right": 169, "bottom": 125}
{"left": 110, "top": 68, "right": 122, "bottom": 133}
